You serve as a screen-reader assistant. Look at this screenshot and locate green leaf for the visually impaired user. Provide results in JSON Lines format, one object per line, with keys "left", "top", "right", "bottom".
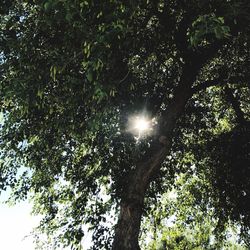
{"left": 86, "top": 71, "right": 93, "bottom": 82}
{"left": 50, "top": 66, "right": 57, "bottom": 81}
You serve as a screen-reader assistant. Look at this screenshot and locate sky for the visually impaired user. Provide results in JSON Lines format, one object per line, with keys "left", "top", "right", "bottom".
{"left": 0, "top": 113, "right": 43, "bottom": 249}
{"left": 0, "top": 189, "right": 92, "bottom": 250}
{"left": 0, "top": 191, "right": 39, "bottom": 250}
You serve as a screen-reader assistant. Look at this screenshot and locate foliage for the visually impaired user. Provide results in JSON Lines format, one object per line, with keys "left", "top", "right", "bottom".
{"left": 0, "top": 0, "right": 249, "bottom": 249}
{"left": 204, "top": 123, "right": 250, "bottom": 245}
{"left": 141, "top": 172, "right": 247, "bottom": 250}
{"left": 189, "top": 15, "right": 231, "bottom": 47}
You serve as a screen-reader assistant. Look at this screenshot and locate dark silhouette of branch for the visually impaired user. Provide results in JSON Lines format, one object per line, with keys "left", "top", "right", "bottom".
{"left": 224, "top": 85, "right": 247, "bottom": 124}
{"left": 192, "top": 79, "right": 222, "bottom": 93}
{"left": 192, "top": 75, "right": 248, "bottom": 93}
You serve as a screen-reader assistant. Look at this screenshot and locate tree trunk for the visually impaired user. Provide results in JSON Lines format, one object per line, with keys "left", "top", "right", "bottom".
{"left": 111, "top": 196, "right": 144, "bottom": 250}
{"left": 112, "top": 145, "right": 170, "bottom": 250}
{"left": 112, "top": 65, "right": 197, "bottom": 249}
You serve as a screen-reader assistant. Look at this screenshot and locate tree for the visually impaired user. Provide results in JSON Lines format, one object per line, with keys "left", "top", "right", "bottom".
{"left": 0, "top": 0, "right": 249, "bottom": 249}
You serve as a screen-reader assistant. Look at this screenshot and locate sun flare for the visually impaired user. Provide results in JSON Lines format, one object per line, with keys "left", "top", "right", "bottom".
{"left": 127, "top": 113, "right": 156, "bottom": 140}
{"left": 134, "top": 117, "right": 150, "bottom": 132}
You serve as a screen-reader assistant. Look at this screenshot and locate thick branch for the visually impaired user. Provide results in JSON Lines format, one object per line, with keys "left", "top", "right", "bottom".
{"left": 192, "top": 75, "right": 248, "bottom": 93}
{"left": 224, "top": 85, "right": 246, "bottom": 124}
{"left": 141, "top": 69, "right": 195, "bottom": 185}
{"left": 174, "top": 12, "right": 193, "bottom": 59}
{"left": 193, "top": 78, "right": 248, "bottom": 124}
{"left": 112, "top": 42, "right": 223, "bottom": 249}
{"left": 192, "top": 79, "right": 222, "bottom": 93}
{"left": 112, "top": 67, "right": 194, "bottom": 250}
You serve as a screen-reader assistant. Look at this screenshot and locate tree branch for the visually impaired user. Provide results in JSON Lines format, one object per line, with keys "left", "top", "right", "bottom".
{"left": 224, "top": 85, "right": 247, "bottom": 124}
{"left": 192, "top": 79, "right": 222, "bottom": 93}
{"left": 192, "top": 75, "right": 248, "bottom": 93}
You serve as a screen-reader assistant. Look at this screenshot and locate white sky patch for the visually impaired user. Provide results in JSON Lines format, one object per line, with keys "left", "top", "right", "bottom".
{"left": 0, "top": 188, "right": 93, "bottom": 250}
{"left": 0, "top": 192, "right": 40, "bottom": 250}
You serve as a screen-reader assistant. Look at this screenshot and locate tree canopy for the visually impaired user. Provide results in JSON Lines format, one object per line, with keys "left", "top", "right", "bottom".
{"left": 0, "top": 0, "right": 249, "bottom": 249}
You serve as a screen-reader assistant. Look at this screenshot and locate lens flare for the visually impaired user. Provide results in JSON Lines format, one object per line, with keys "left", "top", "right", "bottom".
{"left": 134, "top": 117, "right": 150, "bottom": 132}
{"left": 127, "top": 113, "right": 156, "bottom": 140}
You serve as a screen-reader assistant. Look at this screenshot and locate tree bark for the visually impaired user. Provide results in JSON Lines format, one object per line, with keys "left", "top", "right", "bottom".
{"left": 112, "top": 67, "right": 195, "bottom": 250}
{"left": 112, "top": 145, "right": 169, "bottom": 250}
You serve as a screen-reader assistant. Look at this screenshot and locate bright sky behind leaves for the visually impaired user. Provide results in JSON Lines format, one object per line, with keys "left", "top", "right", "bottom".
{"left": 0, "top": 189, "right": 92, "bottom": 250}
{"left": 0, "top": 191, "right": 39, "bottom": 250}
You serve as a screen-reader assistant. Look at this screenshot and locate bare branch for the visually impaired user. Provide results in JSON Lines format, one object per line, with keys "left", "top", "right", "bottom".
{"left": 119, "top": 70, "right": 130, "bottom": 83}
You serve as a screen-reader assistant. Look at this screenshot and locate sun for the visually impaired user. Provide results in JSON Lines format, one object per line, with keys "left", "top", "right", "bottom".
{"left": 134, "top": 117, "right": 150, "bottom": 132}
{"left": 127, "top": 114, "right": 156, "bottom": 140}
